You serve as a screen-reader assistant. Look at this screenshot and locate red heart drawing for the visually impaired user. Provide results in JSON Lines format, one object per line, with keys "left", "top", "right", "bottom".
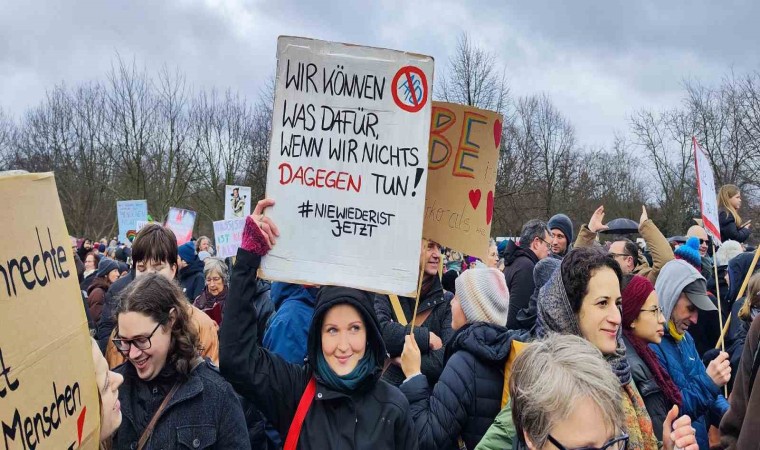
{"left": 493, "top": 119, "right": 502, "bottom": 149}
{"left": 468, "top": 189, "right": 481, "bottom": 210}
{"left": 486, "top": 191, "right": 494, "bottom": 225}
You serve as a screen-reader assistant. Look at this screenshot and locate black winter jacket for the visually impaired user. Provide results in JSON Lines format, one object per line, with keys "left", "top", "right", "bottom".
{"left": 502, "top": 241, "right": 539, "bottom": 329}
{"left": 180, "top": 259, "right": 206, "bottom": 303}
{"left": 375, "top": 277, "right": 453, "bottom": 386}
{"left": 113, "top": 360, "right": 250, "bottom": 449}
{"left": 622, "top": 335, "right": 670, "bottom": 440}
{"left": 719, "top": 210, "right": 751, "bottom": 244}
{"left": 220, "top": 248, "right": 418, "bottom": 450}
{"left": 400, "top": 323, "right": 528, "bottom": 450}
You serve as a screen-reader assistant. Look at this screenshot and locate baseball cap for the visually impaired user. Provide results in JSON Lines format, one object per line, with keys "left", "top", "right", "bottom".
{"left": 683, "top": 278, "right": 716, "bottom": 311}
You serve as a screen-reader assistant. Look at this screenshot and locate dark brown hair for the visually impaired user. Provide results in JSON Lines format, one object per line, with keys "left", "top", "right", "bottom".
{"left": 131, "top": 224, "right": 178, "bottom": 267}
{"left": 115, "top": 273, "right": 199, "bottom": 377}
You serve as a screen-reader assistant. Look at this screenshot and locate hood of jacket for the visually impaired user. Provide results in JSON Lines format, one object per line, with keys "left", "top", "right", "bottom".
{"left": 445, "top": 322, "right": 529, "bottom": 365}
{"left": 306, "top": 286, "right": 386, "bottom": 381}
{"left": 655, "top": 259, "right": 705, "bottom": 321}
{"left": 271, "top": 282, "right": 318, "bottom": 310}
{"left": 727, "top": 252, "right": 757, "bottom": 304}
{"left": 503, "top": 240, "right": 538, "bottom": 266}
{"left": 179, "top": 257, "right": 204, "bottom": 281}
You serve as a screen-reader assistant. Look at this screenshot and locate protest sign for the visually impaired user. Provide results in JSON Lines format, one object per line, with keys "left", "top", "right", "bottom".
{"left": 423, "top": 102, "right": 502, "bottom": 260}
{"left": 260, "top": 36, "right": 434, "bottom": 295}
{"left": 693, "top": 137, "right": 721, "bottom": 243}
{"left": 116, "top": 200, "right": 148, "bottom": 247}
{"left": 164, "top": 207, "right": 196, "bottom": 245}
{"left": 213, "top": 219, "right": 246, "bottom": 259}
{"left": 0, "top": 172, "right": 99, "bottom": 449}
{"left": 225, "top": 185, "right": 252, "bottom": 220}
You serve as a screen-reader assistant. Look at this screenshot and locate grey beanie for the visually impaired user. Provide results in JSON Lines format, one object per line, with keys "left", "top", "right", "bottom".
{"left": 548, "top": 213, "right": 574, "bottom": 243}
{"left": 454, "top": 268, "right": 510, "bottom": 325}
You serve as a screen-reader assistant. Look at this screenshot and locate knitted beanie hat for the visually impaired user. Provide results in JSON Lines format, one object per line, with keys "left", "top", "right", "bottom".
{"left": 621, "top": 275, "right": 655, "bottom": 329}
{"left": 178, "top": 241, "right": 197, "bottom": 263}
{"left": 674, "top": 237, "right": 702, "bottom": 270}
{"left": 548, "top": 213, "right": 574, "bottom": 243}
{"left": 454, "top": 268, "right": 510, "bottom": 325}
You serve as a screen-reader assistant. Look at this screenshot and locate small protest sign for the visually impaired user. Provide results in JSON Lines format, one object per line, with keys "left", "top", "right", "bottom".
{"left": 225, "top": 185, "right": 252, "bottom": 220}
{"left": 213, "top": 219, "right": 246, "bottom": 259}
{"left": 116, "top": 200, "right": 148, "bottom": 247}
{"left": 423, "top": 102, "right": 502, "bottom": 260}
{"left": 164, "top": 207, "right": 197, "bottom": 245}
{"left": 0, "top": 172, "right": 99, "bottom": 449}
{"left": 260, "top": 36, "right": 434, "bottom": 295}
{"left": 693, "top": 137, "right": 721, "bottom": 243}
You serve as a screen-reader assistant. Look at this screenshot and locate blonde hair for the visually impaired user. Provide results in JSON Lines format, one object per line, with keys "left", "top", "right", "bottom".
{"left": 738, "top": 273, "right": 760, "bottom": 321}
{"left": 718, "top": 184, "right": 742, "bottom": 225}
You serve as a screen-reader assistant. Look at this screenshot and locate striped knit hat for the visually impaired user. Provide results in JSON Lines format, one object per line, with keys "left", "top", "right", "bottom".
{"left": 454, "top": 268, "right": 510, "bottom": 325}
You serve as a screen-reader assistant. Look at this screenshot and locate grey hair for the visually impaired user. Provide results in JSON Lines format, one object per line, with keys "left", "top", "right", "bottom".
{"left": 519, "top": 219, "right": 550, "bottom": 248}
{"left": 489, "top": 238, "right": 497, "bottom": 248}
{"left": 203, "top": 257, "right": 228, "bottom": 283}
{"left": 510, "top": 333, "right": 624, "bottom": 448}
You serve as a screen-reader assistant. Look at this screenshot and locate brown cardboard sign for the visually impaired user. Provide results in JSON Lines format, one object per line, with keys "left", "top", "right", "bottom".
{"left": 0, "top": 172, "right": 99, "bottom": 449}
{"left": 423, "top": 102, "right": 502, "bottom": 260}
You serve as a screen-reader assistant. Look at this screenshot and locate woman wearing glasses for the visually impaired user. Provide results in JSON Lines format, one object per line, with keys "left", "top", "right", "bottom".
{"left": 621, "top": 275, "right": 683, "bottom": 442}
{"left": 111, "top": 273, "right": 250, "bottom": 449}
{"left": 193, "top": 258, "right": 228, "bottom": 324}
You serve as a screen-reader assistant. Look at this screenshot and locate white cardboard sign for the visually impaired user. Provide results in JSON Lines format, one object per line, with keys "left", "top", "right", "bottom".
{"left": 225, "top": 185, "right": 252, "bottom": 220}
{"left": 693, "top": 137, "right": 722, "bottom": 243}
{"left": 260, "top": 36, "right": 434, "bottom": 295}
{"left": 213, "top": 219, "right": 245, "bottom": 259}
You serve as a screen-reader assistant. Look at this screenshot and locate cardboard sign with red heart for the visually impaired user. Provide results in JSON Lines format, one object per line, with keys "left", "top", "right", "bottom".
{"left": 423, "top": 102, "right": 502, "bottom": 261}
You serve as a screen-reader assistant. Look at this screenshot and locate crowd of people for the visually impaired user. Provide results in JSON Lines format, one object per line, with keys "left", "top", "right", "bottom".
{"left": 77, "top": 183, "right": 760, "bottom": 449}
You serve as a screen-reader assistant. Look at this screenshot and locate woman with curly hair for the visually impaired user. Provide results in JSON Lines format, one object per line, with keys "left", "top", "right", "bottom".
{"left": 111, "top": 273, "right": 249, "bottom": 449}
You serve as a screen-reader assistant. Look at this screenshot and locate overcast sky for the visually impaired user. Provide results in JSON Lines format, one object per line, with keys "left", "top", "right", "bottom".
{"left": 2, "top": 0, "right": 758, "bottom": 148}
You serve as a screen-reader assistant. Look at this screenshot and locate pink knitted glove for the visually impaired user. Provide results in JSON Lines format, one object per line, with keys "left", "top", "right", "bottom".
{"left": 241, "top": 215, "right": 271, "bottom": 256}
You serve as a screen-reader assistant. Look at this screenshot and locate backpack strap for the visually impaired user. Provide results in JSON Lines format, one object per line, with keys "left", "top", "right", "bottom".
{"left": 284, "top": 377, "right": 317, "bottom": 450}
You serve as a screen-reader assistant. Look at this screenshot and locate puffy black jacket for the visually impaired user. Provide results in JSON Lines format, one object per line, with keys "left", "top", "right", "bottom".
{"left": 399, "top": 322, "right": 528, "bottom": 450}
{"left": 220, "top": 248, "right": 418, "bottom": 449}
{"left": 180, "top": 258, "right": 206, "bottom": 302}
{"left": 622, "top": 335, "right": 670, "bottom": 440}
{"left": 113, "top": 360, "right": 250, "bottom": 449}
{"left": 375, "top": 277, "right": 453, "bottom": 386}
{"left": 502, "top": 241, "right": 539, "bottom": 329}
{"left": 719, "top": 210, "right": 751, "bottom": 244}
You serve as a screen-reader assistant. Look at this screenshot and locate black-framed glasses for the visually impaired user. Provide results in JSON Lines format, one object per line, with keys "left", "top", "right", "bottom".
{"left": 547, "top": 433, "right": 629, "bottom": 450}
{"left": 112, "top": 322, "right": 162, "bottom": 354}
{"left": 640, "top": 305, "right": 664, "bottom": 318}
{"left": 537, "top": 237, "right": 552, "bottom": 248}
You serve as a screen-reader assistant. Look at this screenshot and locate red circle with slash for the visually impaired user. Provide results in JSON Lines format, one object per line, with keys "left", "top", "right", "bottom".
{"left": 391, "top": 66, "right": 428, "bottom": 113}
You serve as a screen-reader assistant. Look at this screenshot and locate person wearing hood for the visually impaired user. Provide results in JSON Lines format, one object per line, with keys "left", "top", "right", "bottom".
{"left": 478, "top": 247, "right": 697, "bottom": 450}
{"left": 575, "top": 206, "right": 673, "bottom": 284}
{"left": 516, "top": 257, "right": 561, "bottom": 336}
{"left": 178, "top": 241, "right": 205, "bottom": 303}
{"left": 87, "top": 258, "right": 121, "bottom": 325}
{"left": 262, "top": 282, "right": 319, "bottom": 364}
{"left": 375, "top": 239, "right": 453, "bottom": 387}
{"left": 621, "top": 275, "right": 683, "bottom": 441}
{"left": 219, "top": 199, "right": 417, "bottom": 449}
{"left": 398, "top": 267, "right": 528, "bottom": 450}
{"left": 652, "top": 259, "right": 730, "bottom": 449}
{"left": 503, "top": 219, "right": 552, "bottom": 330}
{"left": 548, "top": 213, "right": 574, "bottom": 259}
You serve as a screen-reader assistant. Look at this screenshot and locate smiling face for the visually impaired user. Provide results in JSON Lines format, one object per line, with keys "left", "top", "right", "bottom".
{"left": 116, "top": 311, "right": 173, "bottom": 381}
{"left": 321, "top": 304, "right": 367, "bottom": 376}
{"left": 577, "top": 267, "right": 622, "bottom": 355}
{"left": 631, "top": 291, "right": 666, "bottom": 344}
{"left": 92, "top": 341, "right": 123, "bottom": 440}
{"left": 670, "top": 293, "right": 698, "bottom": 334}
{"left": 421, "top": 240, "right": 442, "bottom": 276}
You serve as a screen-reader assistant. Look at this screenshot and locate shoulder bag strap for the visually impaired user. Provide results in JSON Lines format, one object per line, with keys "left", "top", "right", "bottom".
{"left": 136, "top": 381, "right": 181, "bottom": 450}
{"left": 389, "top": 295, "right": 408, "bottom": 326}
{"left": 284, "top": 376, "right": 317, "bottom": 450}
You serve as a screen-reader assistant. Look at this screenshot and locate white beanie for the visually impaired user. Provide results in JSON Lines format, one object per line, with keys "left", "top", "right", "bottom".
{"left": 454, "top": 268, "right": 510, "bottom": 325}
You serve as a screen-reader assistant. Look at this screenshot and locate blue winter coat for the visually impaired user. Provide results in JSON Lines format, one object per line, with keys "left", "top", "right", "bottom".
{"left": 261, "top": 282, "right": 318, "bottom": 364}
{"left": 651, "top": 333, "right": 729, "bottom": 449}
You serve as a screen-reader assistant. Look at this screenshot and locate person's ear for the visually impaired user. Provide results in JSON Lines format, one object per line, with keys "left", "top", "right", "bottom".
{"left": 523, "top": 431, "right": 537, "bottom": 450}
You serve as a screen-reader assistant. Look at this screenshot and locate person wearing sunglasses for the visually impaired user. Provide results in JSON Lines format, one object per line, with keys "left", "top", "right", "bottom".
{"left": 111, "top": 273, "right": 250, "bottom": 449}
{"left": 508, "top": 334, "right": 697, "bottom": 450}
{"left": 621, "top": 275, "right": 683, "bottom": 441}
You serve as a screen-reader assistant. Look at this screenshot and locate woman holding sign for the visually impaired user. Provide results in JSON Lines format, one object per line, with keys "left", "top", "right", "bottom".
{"left": 219, "top": 199, "right": 417, "bottom": 450}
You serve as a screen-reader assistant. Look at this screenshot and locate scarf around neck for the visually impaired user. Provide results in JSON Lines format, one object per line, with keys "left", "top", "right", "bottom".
{"left": 315, "top": 351, "right": 376, "bottom": 393}
{"left": 537, "top": 269, "right": 632, "bottom": 385}
{"left": 667, "top": 321, "right": 685, "bottom": 342}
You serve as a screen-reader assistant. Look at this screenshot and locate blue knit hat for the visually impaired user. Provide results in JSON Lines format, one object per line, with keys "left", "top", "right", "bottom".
{"left": 674, "top": 237, "right": 702, "bottom": 270}
{"left": 178, "top": 241, "right": 197, "bottom": 263}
